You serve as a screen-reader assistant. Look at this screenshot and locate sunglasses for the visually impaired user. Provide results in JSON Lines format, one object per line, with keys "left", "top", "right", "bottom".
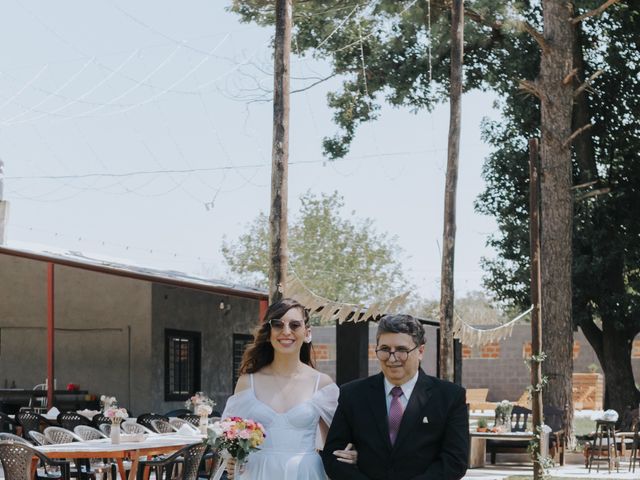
{"left": 268, "top": 318, "right": 306, "bottom": 331}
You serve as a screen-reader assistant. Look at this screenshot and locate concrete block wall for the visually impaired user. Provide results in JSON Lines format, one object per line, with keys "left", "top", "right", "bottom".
{"left": 151, "top": 284, "right": 260, "bottom": 415}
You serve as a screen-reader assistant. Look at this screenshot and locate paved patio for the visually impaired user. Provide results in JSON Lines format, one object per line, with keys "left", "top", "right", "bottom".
{"left": 463, "top": 453, "right": 638, "bottom": 479}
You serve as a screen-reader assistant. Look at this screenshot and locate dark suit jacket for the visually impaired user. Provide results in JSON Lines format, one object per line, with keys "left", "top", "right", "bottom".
{"left": 321, "top": 370, "right": 469, "bottom": 480}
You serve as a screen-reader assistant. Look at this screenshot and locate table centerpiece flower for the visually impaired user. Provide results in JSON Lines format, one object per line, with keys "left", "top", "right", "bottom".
{"left": 104, "top": 406, "right": 129, "bottom": 444}
{"left": 494, "top": 400, "right": 513, "bottom": 432}
{"left": 185, "top": 392, "right": 216, "bottom": 434}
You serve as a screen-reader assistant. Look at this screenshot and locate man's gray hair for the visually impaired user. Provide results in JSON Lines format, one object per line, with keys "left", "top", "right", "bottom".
{"left": 376, "top": 314, "right": 426, "bottom": 347}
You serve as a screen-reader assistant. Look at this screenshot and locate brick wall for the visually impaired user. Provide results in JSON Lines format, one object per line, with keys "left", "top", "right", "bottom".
{"left": 312, "top": 323, "right": 640, "bottom": 403}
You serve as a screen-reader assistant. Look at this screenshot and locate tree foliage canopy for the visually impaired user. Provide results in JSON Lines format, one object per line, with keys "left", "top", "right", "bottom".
{"left": 222, "top": 191, "right": 411, "bottom": 304}
{"left": 231, "top": 0, "right": 640, "bottom": 407}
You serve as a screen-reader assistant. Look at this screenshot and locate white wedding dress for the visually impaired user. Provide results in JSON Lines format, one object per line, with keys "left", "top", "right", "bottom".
{"left": 221, "top": 373, "right": 339, "bottom": 480}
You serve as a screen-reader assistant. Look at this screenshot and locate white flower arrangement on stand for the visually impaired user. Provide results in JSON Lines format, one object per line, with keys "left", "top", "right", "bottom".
{"left": 494, "top": 400, "right": 514, "bottom": 432}
{"left": 104, "top": 406, "right": 129, "bottom": 444}
{"left": 185, "top": 392, "right": 216, "bottom": 434}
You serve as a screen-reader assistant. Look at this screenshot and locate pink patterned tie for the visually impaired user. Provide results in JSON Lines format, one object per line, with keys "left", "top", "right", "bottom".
{"left": 388, "top": 386, "right": 404, "bottom": 445}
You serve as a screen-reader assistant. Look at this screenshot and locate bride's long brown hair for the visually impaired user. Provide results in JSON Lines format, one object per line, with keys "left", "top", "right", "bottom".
{"left": 239, "top": 298, "right": 314, "bottom": 374}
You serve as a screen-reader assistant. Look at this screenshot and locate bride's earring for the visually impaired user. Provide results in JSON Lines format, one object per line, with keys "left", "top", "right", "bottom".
{"left": 304, "top": 332, "right": 313, "bottom": 344}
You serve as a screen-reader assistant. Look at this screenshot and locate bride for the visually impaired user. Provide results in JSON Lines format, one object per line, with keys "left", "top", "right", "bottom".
{"left": 221, "top": 298, "right": 356, "bottom": 479}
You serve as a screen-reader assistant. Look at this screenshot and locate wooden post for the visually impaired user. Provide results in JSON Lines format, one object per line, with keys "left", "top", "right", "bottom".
{"left": 268, "top": 0, "right": 292, "bottom": 304}
{"left": 47, "top": 263, "right": 55, "bottom": 409}
{"left": 439, "top": 0, "right": 463, "bottom": 382}
{"left": 529, "top": 138, "right": 544, "bottom": 478}
{"left": 336, "top": 319, "right": 369, "bottom": 385}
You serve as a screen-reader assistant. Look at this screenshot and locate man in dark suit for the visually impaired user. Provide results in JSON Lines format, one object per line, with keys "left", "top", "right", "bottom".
{"left": 322, "top": 314, "right": 469, "bottom": 479}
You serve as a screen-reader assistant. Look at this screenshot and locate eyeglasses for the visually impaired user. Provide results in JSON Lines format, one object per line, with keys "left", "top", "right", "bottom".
{"left": 375, "top": 345, "right": 420, "bottom": 362}
{"left": 268, "top": 318, "right": 305, "bottom": 331}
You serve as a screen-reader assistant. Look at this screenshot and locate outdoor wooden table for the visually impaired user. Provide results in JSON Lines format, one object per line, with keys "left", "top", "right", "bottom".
{"left": 468, "top": 431, "right": 545, "bottom": 468}
{"left": 34, "top": 433, "right": 203, "bottom": 480}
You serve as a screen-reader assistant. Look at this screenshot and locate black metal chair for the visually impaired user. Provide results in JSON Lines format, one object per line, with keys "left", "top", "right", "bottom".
{"left": 57, "top": 412, "right": 92, "bottom": 432}
{"left": 487, "top": 405, "right": 532, "bottom": 464}
{"left": 0, "top": 411, "right": 20, "bottom": 434}
{"left": 137, "top": 412, "right": 169, "bottom": 432}
{"left": 178, "top": 413, "right": 201, "bottom": 428}
{"left": 15, "top": 411, "right": 51, "bottom": 439}
{"left": 137, "top": 442, "right": 207, "bottom": 480}
{"left": 0, "top": 441, "right": 71, "bottom": 480}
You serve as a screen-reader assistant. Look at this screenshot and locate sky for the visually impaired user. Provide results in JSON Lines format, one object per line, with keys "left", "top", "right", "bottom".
{"left": 0, "top": 0, "right": 500, "bottom": 300}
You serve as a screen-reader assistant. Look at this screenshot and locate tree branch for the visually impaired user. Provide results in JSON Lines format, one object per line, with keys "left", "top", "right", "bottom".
{"left": 576, "top": 187, "right": 611, "bottom": 201}
{"left": 465, "top": 7, "right": 503, "bottom": 31}
{"left": 579, "top": 316, "right": 604, "bottom": 360}
{"left": 519, "top": 21, "right": 548, "bottom": 53}
{"left": 518, "top": 79, "right": 542, "bottom": 99}
{"left": 291, "top": 73, "right": 337, "bottom": 95}
{"left": 571, "top": 0, "right": 620, "bottom": 24}
{"left": 574, "top": 70, "right": 604, "bottom": 98}
{"left": 563, "top": 68, "right": 579, "bottom": 85}
{"left": 563, "top": 123, "right": 594, "bottom": 148}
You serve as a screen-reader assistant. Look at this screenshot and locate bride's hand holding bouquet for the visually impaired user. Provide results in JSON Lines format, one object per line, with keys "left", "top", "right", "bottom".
{"left": 208, "top": 416, "right": 266, "bottom": 480}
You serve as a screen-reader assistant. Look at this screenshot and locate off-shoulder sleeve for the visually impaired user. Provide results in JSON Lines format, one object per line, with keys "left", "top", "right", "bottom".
{"left": 311, "top": 382, "right": 339, "bottom": 426}
{"left": 221, "top": 389, "right": 253, "bottom": 419}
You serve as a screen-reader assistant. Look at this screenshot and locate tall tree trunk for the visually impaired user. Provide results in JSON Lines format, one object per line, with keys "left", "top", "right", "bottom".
{"left": 538, "top": 0, "right": 575, "bottom": 441}
{"left": 580, "top": 247, "right": 640, "bottom": 414}
{"left": 572, "top": 24, "right": 597, "bottom": 183}
{"left": 269, "top": 0, "right": 292, "bottom": 303}
{"left": 439, "top": 0, "right": 463, "bottom": 382}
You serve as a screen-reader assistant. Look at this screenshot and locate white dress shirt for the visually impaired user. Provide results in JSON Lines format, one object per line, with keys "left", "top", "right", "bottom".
{"left": 383, "top": 371, "right": 419, "bottom": 414}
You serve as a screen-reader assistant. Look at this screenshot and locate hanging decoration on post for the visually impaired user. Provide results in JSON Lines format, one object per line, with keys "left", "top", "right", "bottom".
{"left": 452, "top": 306, "right": 533, "bottom": 347}
{"left": 284, "top": 273, "right": 410, "bottom": 324}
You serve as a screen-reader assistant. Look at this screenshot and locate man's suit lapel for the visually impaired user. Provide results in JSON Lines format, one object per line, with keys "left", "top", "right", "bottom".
{"left": 392, "top": 370, "right": 434, "bottom": 453}
{"left": 368, "top": 373, "right": 393, "bottom": 451}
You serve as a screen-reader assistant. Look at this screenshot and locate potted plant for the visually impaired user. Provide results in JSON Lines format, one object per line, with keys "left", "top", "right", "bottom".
{"left": 476, "top": 418, "right": 488, "bottom": 432}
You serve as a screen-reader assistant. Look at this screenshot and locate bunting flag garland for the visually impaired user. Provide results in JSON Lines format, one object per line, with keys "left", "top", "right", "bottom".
{"left": 452, "top": 306, "right": 534, "bottom": 347}
{"left": 284, "top": 273, "right": 410, "bottom": 324}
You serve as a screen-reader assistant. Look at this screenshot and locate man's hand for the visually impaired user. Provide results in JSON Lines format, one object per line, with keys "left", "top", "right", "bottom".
{"left": 333, "top": 442, "right": 358, "bottom": 464}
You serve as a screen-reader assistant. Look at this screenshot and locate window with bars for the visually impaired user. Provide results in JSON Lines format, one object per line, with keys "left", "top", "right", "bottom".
{"left": 165, "top": 329, "right": 201, "bottom": 401}
{"left": 232, "top": 334, "right": 253, "bottom": 387}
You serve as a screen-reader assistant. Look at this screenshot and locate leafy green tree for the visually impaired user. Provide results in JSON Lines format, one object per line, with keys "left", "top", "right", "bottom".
{"left": 230, "top": 0, "right": 640, "bottom": 413}
{"left": 475, "top": 3, "right": 640, "bottom": 413}
{"left": 222, "top": 191, "right": 411, "bottom": 305}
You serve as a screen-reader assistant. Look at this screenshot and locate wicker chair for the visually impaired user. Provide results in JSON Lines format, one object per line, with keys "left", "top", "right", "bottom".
{"left": 44, "top": 426, "right": 83, "bottom": 444}
{"left": 136, "top": 443, "right": 207, "bottom": 480}
{"left": 57, "top": 412, "right": 92, "bottom": 432}
{"left": 121, "top": 421, "right": 153, "bottom": 435}
{"left": 29, "top": 430, "right": 50, "bottom": 446}
{"left": 16, "top": 411, "right": 51, "bottom": 439}
{"left": 0, "top": 432, "right": 30, "bottom": 444}
{"left": 170, "top": 418, "right": 199, "bottom": 432}
{"left": 151, "top": 419, "right": 177, "bottom": 434}
{"left": 98, "top": 423, "right": 112, "bottom": 436}
{"left": 0, "top": 441, "right": 71, "bottom": 480}
{"left": 74, "top": 425, "right": 107, "bottom": 441}
{"left": 137, "top": 413, "right": 169, "bottom": 432}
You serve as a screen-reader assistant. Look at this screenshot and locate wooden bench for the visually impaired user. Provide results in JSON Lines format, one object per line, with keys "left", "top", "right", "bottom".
{"left": 467, "top": 388, "right": 497, "bottom": 412}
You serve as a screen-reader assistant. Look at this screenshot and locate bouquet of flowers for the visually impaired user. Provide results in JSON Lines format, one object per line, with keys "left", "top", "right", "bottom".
{"left": 208, "top": 417, "right": 266, "bottom": 480}
{"left": 185, "top": 391, "right": 216, "bottom": 414}
{"left": 494, "top": 400, "right": 513, "bottom": 431}
{"left": 104, "top": 406, "right": 129, "bottom": 424}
